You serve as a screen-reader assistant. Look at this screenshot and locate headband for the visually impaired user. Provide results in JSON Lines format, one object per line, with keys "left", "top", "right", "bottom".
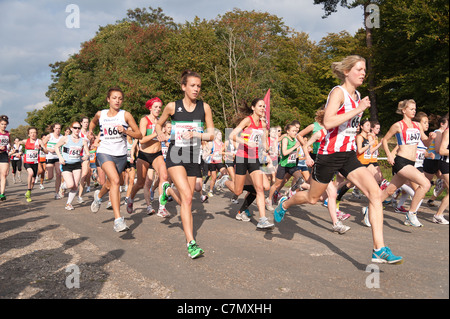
{"left": 145, "top": 97, "right": 162, "bottom": 110}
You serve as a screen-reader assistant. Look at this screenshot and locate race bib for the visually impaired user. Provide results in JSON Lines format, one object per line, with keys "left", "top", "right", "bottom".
{"left": 343, "top": 116, "right": 360, "bottom": 137}
{"left": 26, "top": 149, "right": 39, "bottom": 163}
{"left": 287, "top": 152, "right": 298, "bottom": 164}
{"left": 173, "top": 122, "right": 203, "bottom": 148}
{"left": 0, "top": 136, "right": 8, "bottom": 146}
{"left": 68, "top": 146, "right": 82, "bottom": 160}
{"left": 102, "top": 124, "right": 123, "bottom": 140}
{"left": 405, "top": 128, "right": 421, "bottom": 145}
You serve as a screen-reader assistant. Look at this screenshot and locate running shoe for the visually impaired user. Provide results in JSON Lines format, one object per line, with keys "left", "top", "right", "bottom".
{"left": 126, "top": 199, "right": 134, "bottom": 214}
{"left": 106, "top": 201, "right": 112, "bottom": 210}
{"left": 77, "top": 196, "right": 84, "bottom": 204}
{"left": 323, "top": 199, "right": 328, "bottom": 207}
{"left": 113, "top": 217, "right": 129, "bottom": 232}
{"left": 352, "top": 189, "right": 362, "bottom": 199}
{"left": 85, "top": 186, "right": 91, "bottom": 193}
{"left": 288, "top": 188, "right": 296, "bottom": 199}
{"left": 265, "top": 198, "right": 274, "bottom": 211}
{"left": 207, "top": 191, "right": 214, "bottom": 198}
{"left": 25, "top": 190, "right": 32, "bottom": 203}
{"left": 187, "top": 240, "right": 204, "bottom": 259}
{"left": 159, "top": 182, "right": 171, "bottom": 206}
{"left": 0, "top": 193, "right": 6, "bottom": 201}
{"left": 332, "top": 220, "right": 351, "bottom": 234}
{"left": 432, "top": 214, "right": 449, "bottom": 225}
{"left": 90, "top": 190, "right": 101, "bottom": 213}
{"left": 257, "top": 217, "right": 274, "bottom": 229}
{"left": 231, "top": 194, "right": 239, "bottom": 204}
{"left": 235, "top": 211, "right": 251, "bottom": 222}
{"left": 146, "top": 205, "right": 155, "bottom": 215}
{"left": 157, "top": 206, "right": 170, "bottom": 218}
{"left": 59, "top": 182, "right": 66, "bottom": 196}
{"left": 394, "top": 205, "right": 408, "bottom": 213}
{"left": 216, "top": 174, "right": 230, "bottom": 190}
{"left": 65, "top": 203, "right": 74, "bottom": 211}
{"left": 39, "top": 184, "right": 45, "bottom": 190}
{"left": 362, "top": 206, "right": 371, "bottom": 227}
{"left": 55, "top": 193, "right": 62, "bottom": 200}
{"left": 201, "top": 195, "right": 208, "bottom": 203}
{"left": 379, "top": 179, "right": 390, "bottom": 191}
{"left": 404, "top": 212, "right": 423, "bottom": 227}
{"left": 371, "top": 246, "right": 403, "bottom": 264}
{"left": 273, "top": 191, "right": 282, "bottom": 204}
{"left": 336, "top": 210, "right": 350, "bottom": 221}
{"left": 274, "top": 196, "right": 288, "bottom": 223}
{"left": 433, "top": 178, "right": 443, "bottom": 197}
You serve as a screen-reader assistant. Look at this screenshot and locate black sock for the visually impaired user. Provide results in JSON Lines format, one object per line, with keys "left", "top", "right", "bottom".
{"left": 336, "top": 185, "right": 350, "bottom": 201}
{"left": 240, "top": 192, "right": 257, "bottom": 212}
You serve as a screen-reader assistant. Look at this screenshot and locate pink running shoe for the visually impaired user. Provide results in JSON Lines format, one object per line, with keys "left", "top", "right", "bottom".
{"left": 336, "top": 210, "right": 351, "bottom": 221}
{"left": 394, "top": 205, "right": 408, "bottom": 213}
{"left": 380, "top": 179, "right": 390, "bottom": 191}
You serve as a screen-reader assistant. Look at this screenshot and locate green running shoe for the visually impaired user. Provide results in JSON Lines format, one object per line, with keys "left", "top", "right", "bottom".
{"left": 187, "top": 240, "right": 204, "bottom": 259}
{"left": 25, "top": 190, "right": 32, "bottom": 202}
{"left": 0, "top": 194, "right": 5, "bottom": 201}
{"left": 159, "top": 182, "right": 171, "bottom": 206}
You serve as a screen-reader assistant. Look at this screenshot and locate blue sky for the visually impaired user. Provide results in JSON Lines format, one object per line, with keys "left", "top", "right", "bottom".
{"left": 0, "top": 0, "right": 363, "bottom": 128}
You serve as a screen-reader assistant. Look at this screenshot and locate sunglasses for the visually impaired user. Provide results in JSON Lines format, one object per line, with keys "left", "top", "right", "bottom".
{"left": 72, "top": 126, "right": 81, "bottom": 130}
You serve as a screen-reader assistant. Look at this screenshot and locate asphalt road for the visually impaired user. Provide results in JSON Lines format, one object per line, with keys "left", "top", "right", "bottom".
{"left": 0, "top": 172, "right": 448, "bottom": 300}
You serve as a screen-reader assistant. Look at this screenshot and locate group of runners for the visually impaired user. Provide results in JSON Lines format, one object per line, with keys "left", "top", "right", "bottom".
{"left": 0, "top": 56, "right": 448, "bottom": 261}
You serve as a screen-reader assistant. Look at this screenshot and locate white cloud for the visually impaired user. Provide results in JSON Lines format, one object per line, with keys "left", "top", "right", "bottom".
{"left": 24, "top": 101, "right": 49, "bottom": 111}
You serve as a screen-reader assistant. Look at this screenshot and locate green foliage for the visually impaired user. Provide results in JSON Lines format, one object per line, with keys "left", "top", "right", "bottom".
{"left": 372, "top": 0, "right": 449, "bottom": 131}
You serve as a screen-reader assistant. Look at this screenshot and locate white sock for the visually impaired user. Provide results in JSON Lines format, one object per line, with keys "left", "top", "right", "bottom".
{"left": 67, "top": 190, "right": 77, "bottom": 204}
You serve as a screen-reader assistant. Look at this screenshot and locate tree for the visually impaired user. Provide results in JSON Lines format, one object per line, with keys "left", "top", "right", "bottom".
{"left": 313, "top": 0, "right": 379, "bottom": 120}
{"left": 372, "top": 0, "right": 449, "bottom": 129}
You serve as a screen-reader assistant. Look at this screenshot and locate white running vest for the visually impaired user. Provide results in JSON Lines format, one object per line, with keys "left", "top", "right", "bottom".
{"left": 46, "top": 133, "right": 63, "bottom": 160}
{"left": 97, "top": 109, "right": 128, "bottom": 156}
{"left": 319, "top": 86, "right": 362, "bottom": 155}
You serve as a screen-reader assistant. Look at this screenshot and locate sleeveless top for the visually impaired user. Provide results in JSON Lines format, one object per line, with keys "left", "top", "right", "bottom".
{"left": 46, "top": 133, "right": 63, "bottom": 160}
{"left": 126, "top": 139, "right": 134, "bottom": 162}
{"left": 370, "top": 137, "right": 379, "bottom": 163}
{"left": 357, "top": 135, "right": 372, "bottom": 165}
{"left": 311, "top": 122, "right": 323, "bottom": 155}
{"left": 0, "top": 130, "right": 9, "bottom": 153}
{"left": 415, "top": 139, "right": 427, "bottom": 168}
{"left": 211, "top": 140, "right": 223, "bottom": 164}
{"left": 441, "top": 129, "right": 449, "bottom": 164}
{"left": 24, "top": 139, "right": 40, "bottom": 164}
{"left": 97, "top": 109, "right": 128, "bottom": 156}
{"left": 319, "top": 86, "right": 362, "bottom": 155}
{"left": 235, "top": 115, "right": 264, "bottom": 159}
{"left": 279, "top": 136, "right": 298, "bottom": 168}
{"left": 427, "top": 129, "right": 442, "bottom": 160}
{"left": 62, "top": 135, "right": 84, "bottom": 164}
{"left": 11, "top": 143, "right": 22, "bottom": 160}
{"left": 395, "top": 120, "right": 421, "bottom": 146}
{"left": 89, "top": 147, "right": 97, "bottom": 165}
{"left": 169, "top": 99, "right": 205, "bottom": 164}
